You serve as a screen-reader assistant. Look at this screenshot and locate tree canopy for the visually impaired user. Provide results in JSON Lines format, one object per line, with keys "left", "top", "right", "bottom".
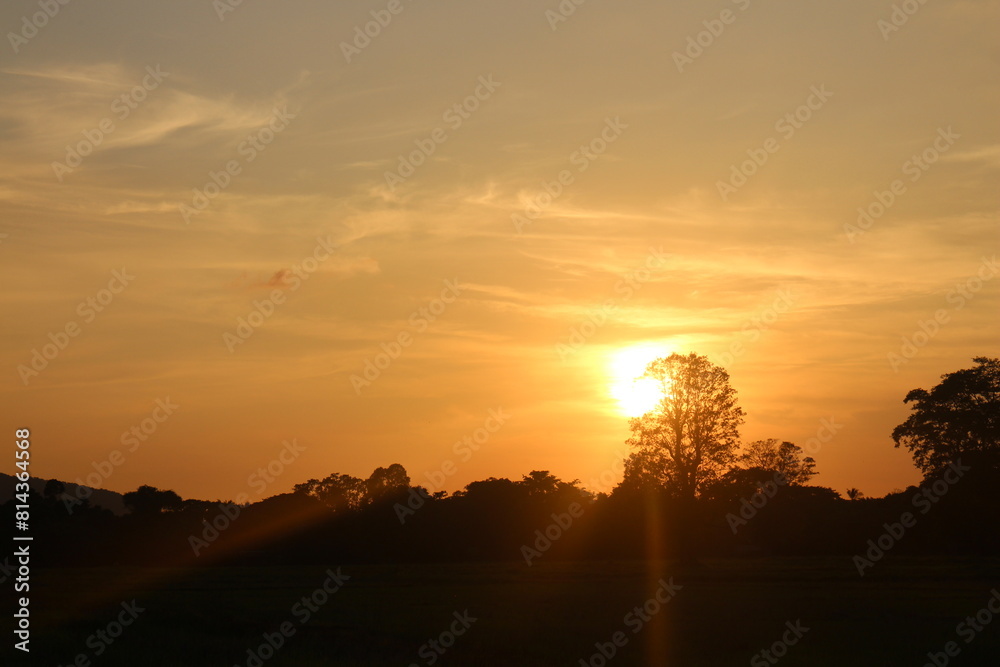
{"left": 892, "top": 357, "right": 1000, "bottom": 475}
{"left": 738, "top": 439, "right": 816, "bottom": 485}
{"left": 122, "top": 485, "right": 183, "bottom": 514}
{"left": 294, "top": 463, "right": 412, "bottom": 511}
{"left": 624, "top": 352, "right": 745, "bottom": 499}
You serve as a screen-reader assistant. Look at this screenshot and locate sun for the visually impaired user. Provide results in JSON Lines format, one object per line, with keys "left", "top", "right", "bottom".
{"left": 608, "top": 344, "right": 671, "bottom": 417}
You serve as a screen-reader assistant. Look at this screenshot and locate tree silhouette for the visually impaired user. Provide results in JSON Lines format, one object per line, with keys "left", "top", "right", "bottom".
{"left": 846, "top": 488, "right": 863, "bottom": 501}
{"left": 520, "top": 470, "right": 560, "bottom": 496}
{"left": 892, "top": 357, "right": 1000, "bottom": 475}
{"left": 123, "top": 485, "right": 183, "bottom": 514}
{"left": 294, "top": 473, "right": 365, "bottom": 512}
{"left": 738, "top": 439, "right": 816, "bottom": 485}
{"left": 459, "top": 477, "right": 522, "bottom": 502}
{"left": 364, "top": 464, "right": 410, "bottom": 503}
{"left": 625, "top": 352, "right": 745, "bottom": 500}
{"left": 43, "top": 479, "right": 66, "bottom": 499}
{"left": 619, "top": 448, "right": 671, "bottom": 493}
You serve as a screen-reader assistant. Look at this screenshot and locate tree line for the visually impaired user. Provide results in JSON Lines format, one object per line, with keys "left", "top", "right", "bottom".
{"left": 10, "top": 356, "right": 999, "bottom": 567}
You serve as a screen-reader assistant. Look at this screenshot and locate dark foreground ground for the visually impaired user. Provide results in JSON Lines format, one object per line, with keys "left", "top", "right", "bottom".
{"left": 17, "top": 557, "right": 1000, "bottom": 666}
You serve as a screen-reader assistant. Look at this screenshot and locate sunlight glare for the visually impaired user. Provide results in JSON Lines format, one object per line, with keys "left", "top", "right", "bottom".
{"left": 608, "top": 344, "right": 671, "bottom": 417}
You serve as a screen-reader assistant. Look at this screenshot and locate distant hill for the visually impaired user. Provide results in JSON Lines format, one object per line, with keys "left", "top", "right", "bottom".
{"left": 1, "top": 473, "right": 127, "bottom": 515}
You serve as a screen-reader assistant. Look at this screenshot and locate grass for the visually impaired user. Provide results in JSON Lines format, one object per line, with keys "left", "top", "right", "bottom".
{"left": 20, "top": 557, "right": 1000, "bottom": 666}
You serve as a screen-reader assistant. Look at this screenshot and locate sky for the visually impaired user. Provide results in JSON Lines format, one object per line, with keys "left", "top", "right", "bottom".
{"left": 1, "top": 0, "right": 997, "bottom": 502}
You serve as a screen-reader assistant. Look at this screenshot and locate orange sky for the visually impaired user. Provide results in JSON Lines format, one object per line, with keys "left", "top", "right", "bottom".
{"left": 1, "top": 0, "right": 997, "bottom": 501}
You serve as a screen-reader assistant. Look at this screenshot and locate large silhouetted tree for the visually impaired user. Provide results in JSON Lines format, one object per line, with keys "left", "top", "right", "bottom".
{"left": 624, "top": 352, "right": 745, "bottom": 500}
{"left": 892, "top": 357, "right": 1000, "bottom": 475}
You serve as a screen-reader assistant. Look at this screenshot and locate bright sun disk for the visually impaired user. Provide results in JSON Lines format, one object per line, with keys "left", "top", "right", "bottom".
{"left": 608, "top": 344, "right": 671, "bottom": 417}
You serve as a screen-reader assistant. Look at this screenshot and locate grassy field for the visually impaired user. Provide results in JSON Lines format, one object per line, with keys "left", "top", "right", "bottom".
{"left": 21, "top": 557, "right": 1000, "bottom": 666}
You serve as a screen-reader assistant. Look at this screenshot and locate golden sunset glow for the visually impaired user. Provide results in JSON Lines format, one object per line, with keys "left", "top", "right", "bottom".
{"left": 3, "top": 3, "right": 998, "bottom": 666}
{"left": 0, "top": 0, "right": 996, "bottom": 503}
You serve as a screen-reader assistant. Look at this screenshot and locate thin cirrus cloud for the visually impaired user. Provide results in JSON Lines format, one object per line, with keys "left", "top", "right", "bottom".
{"left": 0, "top": 0, "right": 996, "bottom": 501}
